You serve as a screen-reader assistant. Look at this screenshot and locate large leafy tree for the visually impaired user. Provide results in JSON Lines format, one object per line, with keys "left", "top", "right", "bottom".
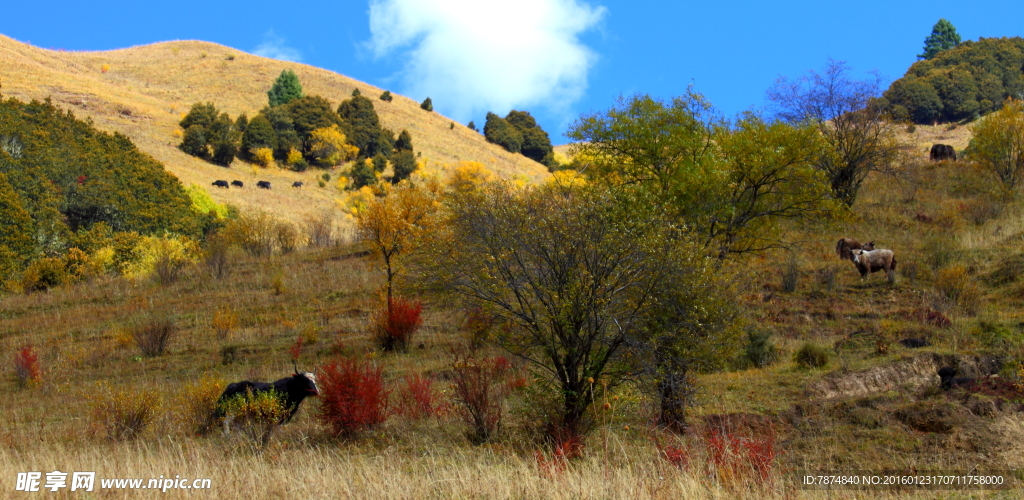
{"left": 769, "top": 59, "right": 903, "bottom": 206}
{"left": 919, "top": 19, "right": 962, "bottom": 60}
{"left": 569, "top": 92, "right": 838, "bottom": 257}
{"left": 0, "top": 172, "right": 34, "bottom": 278}
{"left": 506, "top": 110, "right": 555, "bottom": 167}
{"left": 267, "top": 69, "right": 304, "bottom": 107}
{"left": 968, "top": 99, "right": 1024, "bottom": 191}
{"left": 421, "top": 182, "right": 742, "bottom": 435}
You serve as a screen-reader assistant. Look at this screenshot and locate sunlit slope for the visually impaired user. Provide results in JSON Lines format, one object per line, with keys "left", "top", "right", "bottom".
{"left": 0, "top": 35, "right": 549, "bottom": 222}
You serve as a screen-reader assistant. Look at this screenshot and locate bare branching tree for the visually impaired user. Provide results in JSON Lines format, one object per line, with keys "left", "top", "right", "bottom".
{"left": 768, "top": 59, "right": 904, "bottom": 206}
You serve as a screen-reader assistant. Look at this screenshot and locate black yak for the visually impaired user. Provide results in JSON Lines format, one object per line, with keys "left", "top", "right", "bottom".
{"left": 292, "top": 181, "right": 304, "bottom": 188}
{"left": 212, "top": 180, "right": 229, "bottom": 188}
{"left": 231, "top": 180, "right": 244, "bottom": 188}
{"left": 213, "top": 368, "right": 319, "bottom": 425}
{"left": 257, "top": 181, "right": 272, "bottom": 189}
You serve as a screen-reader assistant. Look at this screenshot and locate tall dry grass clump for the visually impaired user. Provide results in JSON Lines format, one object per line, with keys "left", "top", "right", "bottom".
{"left": 222, "top": 211, "right": 276, "bottom": 257}
{"left": 302, "top": 213, "right": 334, "bottom": 247}
{"left": 133, "top": 315, "right": 177, "bottom": 357}
{"left": 203, "top": 233, "right": 236, "bottom": 279}
{"left": 934, "top": 264, "right": 981, "bottom": 315}
{"left": 275, "top": 221, "right": 300, "bottom": 254}
{"left": 89, "top": 383, "right": 161, "bottom": 441}
{"left": 212, "top": 307, "right": 238, "bottom": 340}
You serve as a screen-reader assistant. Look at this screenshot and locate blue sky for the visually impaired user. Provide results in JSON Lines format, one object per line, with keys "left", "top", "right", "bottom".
{"left": 2, "top": 1, "right": 1022, "bottom": 144}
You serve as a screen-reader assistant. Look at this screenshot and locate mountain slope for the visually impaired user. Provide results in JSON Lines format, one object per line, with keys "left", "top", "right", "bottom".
{"left": 0, "top": 35, "right": 550, "bottom": 222}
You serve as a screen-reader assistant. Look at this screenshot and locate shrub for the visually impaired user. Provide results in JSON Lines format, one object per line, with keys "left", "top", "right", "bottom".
{"left": 90, "top": 384, "right": 161, "bottom": 441}
{"left": 372, "top": 297, "right": 423, "bottom": 352}
{"left": 212, "top": 307, "right": 238, "bottom": 340}
{"left": 133, "top": 315, "right": 176, "bottom": 357}
{"left": 203, "top": 233, "right": 235, "bottom": 279}
{"left": 302, "top": 213, "right": 333, "bottom": 248}
{"left": 462, "top": 307, "right": 496, "bottom": 350}
{"left": 397, "top": 374, "right": 440, "bottom": 419}
{"left": 420, "top": 97, "right": 433, "bottom": 112}
{"left": 175, "top": 375, "right": 226, "bottom": 435}
{"left": 13, "top": 344, "right": 41, "bottom": 387}
{"left": 180, "top": 125, "right": 209, "bottom": 157}
{"left": 121, "top": 235, "right": 199, "bottom": 282}
{"left": 222, "top": 212, "right": 276, "bottom": 257}
{"left": 449, "top": 350, "right": 517, "bottom": 444}
{"left": 743, "top": 330, "right": 778, "bottom": 368}
{"left": 379, "top": 90, "right": 393, "bottom": 102}
{"left": 251, "top": 147, "right": 275, "bottom": 168}
{"left": 317, "top": 358, "right": 390, "bottom": 437}
{"left": 350, "top": 160, "right": 377, "bottom": 189}
{"left": 218, "top": 389, "right": 287, "bottom": 448}
{"left": 793, "top": 342, "right": 829, "bottom": 369}
{"left": 21, "top": 257, "right": 67, "bottom": 292}
{"left": 934, "top": 264, "right": 981, "bottom": 314}
{"left": 275, "top": 222, "right": 299, "bottom": 254}
{"left": 704, "top": 429, "right": 779, "bottom": 485}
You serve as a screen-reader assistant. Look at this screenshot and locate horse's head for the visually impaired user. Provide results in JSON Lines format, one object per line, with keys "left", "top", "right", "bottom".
{"left": 863, "top": 241, "right": 875, "bottom": 251}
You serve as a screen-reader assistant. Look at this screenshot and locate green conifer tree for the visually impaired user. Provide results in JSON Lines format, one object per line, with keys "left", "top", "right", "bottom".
{"left": 380, "top": 90, "right": 393, "bottom": 102}
{"left": 268, "top": 69, "right": 304, "bottom": 107}
{"left": 372, "top": 153, "right": 388, "bottom": 173}
{"left": 350, "top": 161, "right": 377, "bottom": 189}
{"left": 919, "top": 19, "right": 962, "bottom": 60}
{"left": 420, "top": 97, "right": 433, "bottom": 112}
{"left": 391, "top": 150, "right": 417, "bottom": 184}
{"left": 395, "top": 130, "right": 414, "bottom": 152}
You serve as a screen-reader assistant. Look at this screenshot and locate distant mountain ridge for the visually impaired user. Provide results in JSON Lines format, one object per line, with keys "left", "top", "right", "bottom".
{"left": 0, "top": 35, "right": 549, "bottom": 222}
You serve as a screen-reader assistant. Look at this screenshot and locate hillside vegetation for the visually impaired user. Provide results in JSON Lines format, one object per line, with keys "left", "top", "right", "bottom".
{"left": 0, "top": 35, "right": 549, "bottom": 223}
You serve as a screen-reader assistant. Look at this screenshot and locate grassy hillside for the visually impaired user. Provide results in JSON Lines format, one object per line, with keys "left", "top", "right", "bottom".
{"left": 0, "top": 35, "right": 549, "bottom": 223}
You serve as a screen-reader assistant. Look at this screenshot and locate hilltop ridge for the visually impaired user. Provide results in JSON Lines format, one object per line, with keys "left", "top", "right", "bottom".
{"left": 0, "top": 35, "right": 550, "bottom": 222}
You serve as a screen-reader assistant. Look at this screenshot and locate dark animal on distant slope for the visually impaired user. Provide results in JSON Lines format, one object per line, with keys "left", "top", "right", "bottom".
{"left": 212, "top": 180, "right": 229, "bottom": 188}
{"left": 938, "top": 367, "right": 974, "bottom": 390}
{"left": 930, "top": 144, "right": 956, "bottom": 161}
{"left": 257, "top": 181, "right": 271, "bottom": 189}
{"left": 231, "top": 180, "right": 244, "bottom": 188}
{"left": 292, "top": 181, "right": 304, "bottom": 188}
{"left": 835, "top": 238, "right": 874, "bottom": 261}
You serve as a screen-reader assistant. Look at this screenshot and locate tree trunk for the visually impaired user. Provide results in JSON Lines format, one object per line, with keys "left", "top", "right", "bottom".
{"left": 658, "top": 371, "right": 690, "bottom": 433}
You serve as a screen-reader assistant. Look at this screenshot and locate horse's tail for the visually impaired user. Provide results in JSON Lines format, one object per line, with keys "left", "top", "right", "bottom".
{"left": 835, "top": 239, "right": 846, "bottom": 259}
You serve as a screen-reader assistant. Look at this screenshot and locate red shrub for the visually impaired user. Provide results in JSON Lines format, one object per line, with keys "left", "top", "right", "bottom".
{"left": 655, "top": 440, "right": 690, "bottom": 470}
{"left": 704, "top": 430, "right": 778, "bottom": 483}
{"left": 316, "top": 358, "right": 391, "bottom": 437}
{"left": 397, "top": 374, "right": 441, "bottom": 419}
{"left": 14, "top": 345, "right": 41, "bottom": 387}
{"left": 373, "top": 297, "right": 423, "bottom": 352}
{"left": 449, "top": 349, "right": 518, "bottom": 444}
{"left": 288, "top": 336, "right": 304, "bottom": 361}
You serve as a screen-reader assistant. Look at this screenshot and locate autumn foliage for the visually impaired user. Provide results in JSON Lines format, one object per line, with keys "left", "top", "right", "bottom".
{"left": 373, "top": 297, "right": 423, "bottom": 352}
{"left": 317, "top": 358, "right": 391, "bottom": 437}
{"left": 449, "top": 350, "right": 520, "bottom": 444}
{"left": 13, "top": 344, "right": 41, "bottom": 387}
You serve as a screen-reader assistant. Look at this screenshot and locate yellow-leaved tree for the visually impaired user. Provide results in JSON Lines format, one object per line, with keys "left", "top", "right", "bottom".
{"left": 968, "top": 98, "right": 1024, "bottom": 191}
{"left": 309, "top": 125, "right": 359, "bottom": 166}
{"left": 445, "top": 161, "right": 495, "bottom": 192}
{"left": 355, "top": 180, "right": 442, "bottom": 306}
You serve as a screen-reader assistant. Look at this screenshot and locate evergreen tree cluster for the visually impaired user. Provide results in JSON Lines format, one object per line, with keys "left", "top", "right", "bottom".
{"left": 884, "top": 36, "right": 1024, "bottom": 123}
{"left": 919, "top": 19, "right": 962, "bottom": 60}
{"left": 179, "top": 71, "right": 415, "bottom": 173}
{"left": 0, "top": 95, "right": 203, "bottom": 278}
{"left": 483, "top": 110, "right": 555, "bottom": 167}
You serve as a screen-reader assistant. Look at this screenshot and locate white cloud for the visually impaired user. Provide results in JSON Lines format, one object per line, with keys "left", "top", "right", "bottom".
{"left": 367, "top": 0, "right": 605, "bottom": 123}
{"left": 253, "top": 31, "right": 302, "bottom": 62}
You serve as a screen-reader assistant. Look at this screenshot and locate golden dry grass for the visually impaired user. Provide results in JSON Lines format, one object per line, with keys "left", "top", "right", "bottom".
{"left": 0, "top": 34, "right": 549, "bottom": 224}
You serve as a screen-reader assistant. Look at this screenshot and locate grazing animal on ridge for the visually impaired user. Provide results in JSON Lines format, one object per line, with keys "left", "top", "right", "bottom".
{"left": 292, "top": 181, "right": 304, "bottom": 188}
{"left": 212, "top": 180, "right": 229, "bottom": 188}
{"left": 257, "top": 181, "right": 271, "bottom": 189}
{"left": 835, "top": 238, "right": 874, "bottom": 261}
{"left": 930, "top": 144, "right": 957, "bottom": 162}
{"left": 851, "top": 248, "right": 897, "bottom": 282}
{"left": 212, "top": 365, "right": 319, "bottom": 428}
{"left": 231, "top": 180, "right": 244, "bottom": 188}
